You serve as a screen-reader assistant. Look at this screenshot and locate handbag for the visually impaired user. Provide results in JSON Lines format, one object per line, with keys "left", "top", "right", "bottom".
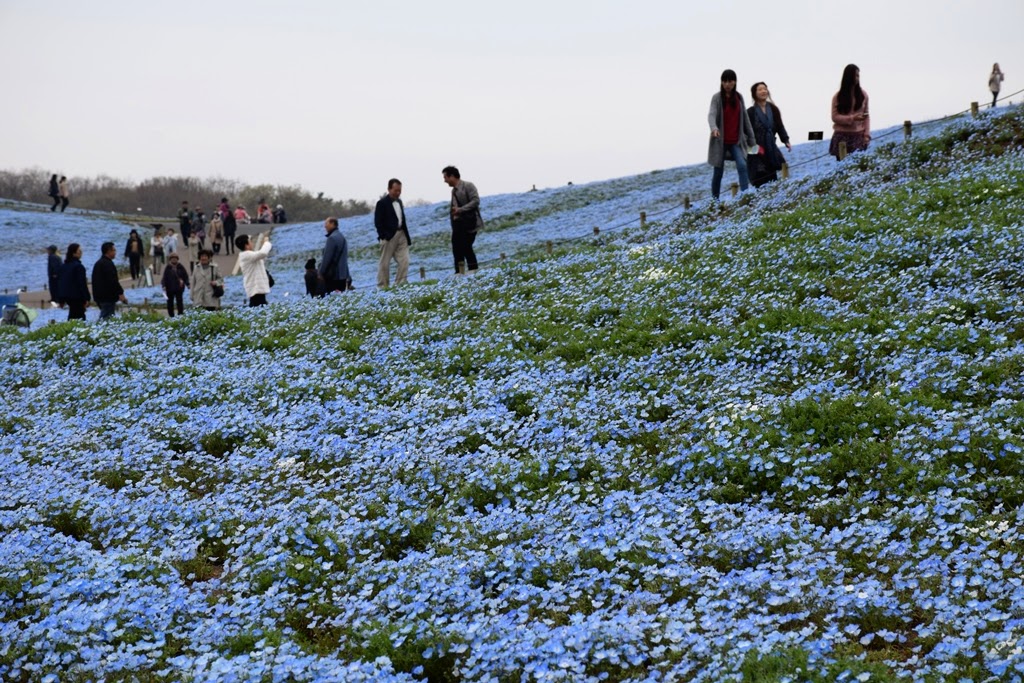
{"left": 210, "top": 264, "right": 224, "bottom": 298}
{"left": 267, "top": 271, "right": 275, "bottom": 288}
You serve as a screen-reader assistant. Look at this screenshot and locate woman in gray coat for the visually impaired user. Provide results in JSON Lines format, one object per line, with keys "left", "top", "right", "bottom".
{"left": 707, "top": 68, "right": 756, "bottom": 201}
{"left": 190, "top": 249, "right": 222, "bottom": 311}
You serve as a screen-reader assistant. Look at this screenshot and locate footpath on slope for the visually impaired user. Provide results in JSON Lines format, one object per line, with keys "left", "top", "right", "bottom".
{"left": 14, "top": 222, "right": 268, "bottom": 311}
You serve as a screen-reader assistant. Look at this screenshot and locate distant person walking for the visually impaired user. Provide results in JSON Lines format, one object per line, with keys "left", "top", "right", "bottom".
{"left": 91, "top": 242, "right": 128, "bottom": 320}
{"left": 318, "top": 217, "right": 351, "bottom": 295}
{"left": 221, "top": 198, "right": 237, "bottom": 255}
{"left": 989, "top": 63, "right": 1004, "bottom": 108}
{"left": 208, "top": 212, "right": 224, "bottom": 255}
{"left": 192, "top": 208, "right": 206, "bottom": 248}
{"left": 151, "top": 230, "right": 165, "bottom": 271}
{"left": 236, "top": 234, "right": 272, "bottom": 306}
{"left": 443, "top": 166, "right": 483, "bottom": 274}
{"left": 163, "top": 228, "right": 179, "bottom": 258}
{"left": 161, "top": 253, "right": 189, "bottom": 317}
{"left": 177, "top": 200, "right": 193, "bottom": 245}
{"left": 46, "top": 245, "right": 61, "bottom": 302}
{"left": 708, "top": 69, "right": 756, "bottom": 201}
{"left": 57, "top": 242, "right": 90, "bottom": 321}
{"left": 48, "top": 174, "right": 60, "bottom": 211}
{"left": 747, "top": 82, "right": 792, "bottom": 188}
{"left": 125, "top": 229, "right": 144, "bottom": 281}
{"left": 830, "top": 64, "right": 871, "bottom": 160}
{"left": 58, "top": 176, "right": 70, "bottom": 212}
{"left": 374, "top": 178, "right": 412, "bottom": 288}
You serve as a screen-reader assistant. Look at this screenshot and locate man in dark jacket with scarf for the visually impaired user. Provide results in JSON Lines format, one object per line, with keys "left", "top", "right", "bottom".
{"left": 92, "top": 242, "right": 128, "bottom": 319}
{"left": 373, "top": 178, "right": 412, "bottom": 288}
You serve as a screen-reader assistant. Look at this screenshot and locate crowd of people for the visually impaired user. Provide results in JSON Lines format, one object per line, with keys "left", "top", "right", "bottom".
{"left": 708, "top": 63, "right": 870, "bottom": 200}
{"left": 39, "top": 60, "right": 1011, "bottom": 321}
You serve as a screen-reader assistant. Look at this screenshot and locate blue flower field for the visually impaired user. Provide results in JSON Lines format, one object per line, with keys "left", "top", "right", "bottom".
{"left": 2, "top": 107, "right": 1024, "bottom": 682}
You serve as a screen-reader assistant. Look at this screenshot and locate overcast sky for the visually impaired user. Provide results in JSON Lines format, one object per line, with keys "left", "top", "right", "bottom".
{"left": 2, "top": 0, "right": 1020, "bottom": 205}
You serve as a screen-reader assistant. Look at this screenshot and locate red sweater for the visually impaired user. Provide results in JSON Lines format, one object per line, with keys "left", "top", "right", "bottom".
{"left": 722, "top": 96, "right": 740, "bottom": 145}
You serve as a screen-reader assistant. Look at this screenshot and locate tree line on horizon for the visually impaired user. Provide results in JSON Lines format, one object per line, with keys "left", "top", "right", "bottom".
{"left": 0, "top": 168, "right": 373, "bottom": 221}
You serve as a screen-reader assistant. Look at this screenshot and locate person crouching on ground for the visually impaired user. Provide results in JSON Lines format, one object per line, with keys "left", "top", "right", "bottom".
{"left": 236, "top": 234, "right": 272, "bottom": 306}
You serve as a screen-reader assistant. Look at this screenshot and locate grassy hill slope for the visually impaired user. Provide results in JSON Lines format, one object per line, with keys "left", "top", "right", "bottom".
{"left": 1, "top": 107, "right": 1024, "bottom": 682}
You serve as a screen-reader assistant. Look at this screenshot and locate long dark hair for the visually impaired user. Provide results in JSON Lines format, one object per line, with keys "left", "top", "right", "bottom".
{"left": 837, "top": 64, "right": 864, "bottom": 115}
{"left": 720, "top": 68, "right": 738, "bottom": 102}
{"left": 65, "top": 243, "right": 80, "bottom": 262}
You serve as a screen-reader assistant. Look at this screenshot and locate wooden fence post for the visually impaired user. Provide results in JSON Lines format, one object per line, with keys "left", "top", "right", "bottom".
{"left": 458, "top": 261, "right": 466, "bottom": 275}
{"left": 684, "top": 196, "right": 691, "bottom": 210}
{"left": 903, "top": 120, "right": 912, "bottom": 140}
{"left": 419, "top": 266, "right": 426, "bottom": 281}
{"left": 971, "top": 101, "right": 979, "bottom": 117}
{"left": 593, "top": 226, "right": 600, "bottom": 236}
{"left": 730, "top": 183, "right": 739, "bottom": 197}
{"left": 781, "top": 163, "right": 789, "bottom": 180}
{"left": 500, "top": 252, "right": 506, "bottom": 261}
{"left": 545, "top": 241, "right": 553, "bottom": 255}
{"left": 837, "top": 141, "right": 848, "bottom": 161}
{"left": 640, "top": 211, "right": 647, "bottom": 227}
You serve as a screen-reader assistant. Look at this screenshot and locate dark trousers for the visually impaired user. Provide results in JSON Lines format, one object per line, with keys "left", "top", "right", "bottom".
{"left": 128, "top": 254, "right": 142, "bottom": 280}
{"left": 98, "top": 301, "right": 117, "bottom": 319}
{"left": 67, "top": 300, "right": 86, "bottom": 320}
{"left": 249, "top": 293, "right": 267, "bottom": 307}
{"left": 319, "top": 279, "right": 347, "bottom": 297}
{"left": 224, "top": 234, "right": 236, "bottom": 254}
{"left": 50, "top": 196, "right": 60, "bottom": 211}
{"left": 452, "top": 229, "right": 478, "bottom": 273}
{"left": 60, "top": 197, "right": 69, "bottom": 212}
{"left": 166, "top": 291, "right": 184, "bottom": 317}
{"left": 993, "top": 92, "right": 999, "bottom": 107}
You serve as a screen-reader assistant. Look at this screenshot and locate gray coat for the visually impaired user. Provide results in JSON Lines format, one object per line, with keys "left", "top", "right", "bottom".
{"left": 450, "top": 180, "right": 484, "bottom": 232}
{"left": 190, "top": 262, "right": 221, "bottom": 309}
{"left": 707, "top": 91, "right": 756, "bottom": 168}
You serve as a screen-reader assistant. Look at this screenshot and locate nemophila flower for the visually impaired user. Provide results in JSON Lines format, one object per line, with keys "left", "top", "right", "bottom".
{"left": 3, "top": 109, "right": 1024, "bottom": 681}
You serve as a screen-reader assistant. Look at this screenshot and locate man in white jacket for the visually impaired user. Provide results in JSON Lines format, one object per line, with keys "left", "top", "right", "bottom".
{"left": 236, "top": 234, "right": 272, "bottom": 307}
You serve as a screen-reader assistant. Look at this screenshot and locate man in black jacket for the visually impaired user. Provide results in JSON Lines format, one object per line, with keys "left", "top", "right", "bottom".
{"left": 91, "top": 242, "right": 127, "bottom": 319}
{"left": 373, "top": 178, "right": 411, "bottom": 288}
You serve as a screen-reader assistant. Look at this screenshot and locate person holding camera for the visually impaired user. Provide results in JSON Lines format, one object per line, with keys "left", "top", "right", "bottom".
{"left": 236, "top": 234, "right": 272, "bottom": 307}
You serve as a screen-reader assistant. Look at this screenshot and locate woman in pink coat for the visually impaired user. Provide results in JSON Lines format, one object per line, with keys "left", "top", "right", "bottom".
{"left": 829, "top": 64, "right": 870, "bottom": 160}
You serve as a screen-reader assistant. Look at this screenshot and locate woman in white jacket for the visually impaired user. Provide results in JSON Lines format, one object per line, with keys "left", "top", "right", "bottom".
{"left": 236, "top": 234, "right": 272, "bottom": 307}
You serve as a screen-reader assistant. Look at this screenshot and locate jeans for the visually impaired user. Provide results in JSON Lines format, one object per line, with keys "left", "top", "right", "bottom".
{"left": 98, "top": 301, "right": 117, "bottom": 319}
{"left": 711, "top": 144, "right": 750, "bottom": 199}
